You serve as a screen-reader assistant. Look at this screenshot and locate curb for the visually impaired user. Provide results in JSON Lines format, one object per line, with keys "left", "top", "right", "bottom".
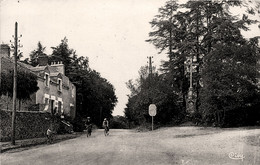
{"left": 1, "top": 140, "right": 47, "bottom": 153}
{"left": 1, "top": 132, "right": 84, "bottom": 153}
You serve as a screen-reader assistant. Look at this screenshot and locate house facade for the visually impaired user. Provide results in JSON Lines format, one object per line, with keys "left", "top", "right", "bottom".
{"left": 0, "top": 44, "right": 76, "bottom": 120}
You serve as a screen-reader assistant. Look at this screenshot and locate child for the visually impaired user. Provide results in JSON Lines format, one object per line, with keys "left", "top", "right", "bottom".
{"left": 46, "top": 125, "right": 54, "bottom": 144}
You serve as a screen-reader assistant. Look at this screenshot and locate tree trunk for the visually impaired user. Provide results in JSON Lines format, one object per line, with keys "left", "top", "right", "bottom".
{"left": 217, "top": 111, "right": 220, "bottom": 126}
{"left": 18, "top": 100, "right": 21, "bottom": 111}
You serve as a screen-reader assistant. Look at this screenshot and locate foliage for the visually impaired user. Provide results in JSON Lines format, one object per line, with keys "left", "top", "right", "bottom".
{"left": 0, "top": 69, "right": 39, "bottom": 102}
{"left": 124, "top": 66, "right": 184, "bottom": 127}
{"left": 29, "top": 42, "right": 47, "bottom": 67}
{"left": 110, "top": 116, "right": 128, "bottom": 129}
{"left": 200, "top": 39, "right": 260, "bottom": 126}
{"left": 141, "top": 0, "right": 260, "bottom": 127}
{"left": 50, "top": 37, "right": 74, "bottom": 75}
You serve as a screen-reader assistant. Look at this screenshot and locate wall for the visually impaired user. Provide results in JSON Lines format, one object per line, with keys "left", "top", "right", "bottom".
{"left": 69, "top": 82, "right": 76, "bottom": 119}
{"left": 0, "top": 94, "right": 35, "bottom": 111}
{"left": 0, "top": 110, "right": 55, "bottom": 141}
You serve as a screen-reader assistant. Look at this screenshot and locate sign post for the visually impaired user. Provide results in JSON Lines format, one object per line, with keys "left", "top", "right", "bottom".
{"left": 149, "top": 104, "right": 157, "bottom": 131}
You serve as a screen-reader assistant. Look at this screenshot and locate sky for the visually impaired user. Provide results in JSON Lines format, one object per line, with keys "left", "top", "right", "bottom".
{"left": 0, "top": 0, "right": 168, "bottom": 116}
{"left": 1, "top": 0, "right": 259, "bottom": 116}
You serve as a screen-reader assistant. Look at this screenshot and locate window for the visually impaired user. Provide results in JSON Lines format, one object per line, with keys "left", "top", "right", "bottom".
{"left": 58, "top": 78, "right": 62, "bottom": 91}
{"left": 44, "top": 98, "right": 49, "bottom": 111}
{"left": 50, "top": 99, "right": 55, "bottom": 115}
{"left": 45, "top": 73, "right": 50, "bottom": 87}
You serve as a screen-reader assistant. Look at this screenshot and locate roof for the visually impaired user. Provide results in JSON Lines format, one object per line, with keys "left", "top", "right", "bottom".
{"left": 30, "top": 66, "right": 46, "bottom": 72}
{"left": 30, "top": 65, "right": 58, "bottom": 73}
{"left": 18, "top": 62, "right": 33, "bottom": 69}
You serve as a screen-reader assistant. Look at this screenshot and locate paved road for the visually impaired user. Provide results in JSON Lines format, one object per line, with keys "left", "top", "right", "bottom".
{"left": 1, "top": 127, "right": 260, "bottom": 165}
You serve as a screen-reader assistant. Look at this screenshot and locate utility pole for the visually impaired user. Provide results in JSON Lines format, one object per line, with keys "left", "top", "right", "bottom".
{"left": 188, "top": 56, "right": 193, "bottom": 100}
{"left": 148, "top": 56, "right": 153, "bottom": 76}
{"left": 11, "top": 22, "right": 18, "bottom": 145}
{"left": 147, "top": 56, "right": 153, "bottom": 102}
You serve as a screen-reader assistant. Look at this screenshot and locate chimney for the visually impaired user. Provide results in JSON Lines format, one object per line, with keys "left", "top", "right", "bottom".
{"left": 0, "top": 44, "right": 10, "bottom": 58}
{"left": 50, "top": 61, "right": 65, "bottom": 75}
{"left": 38, "top": 55, "right": 49, "bottom": 66}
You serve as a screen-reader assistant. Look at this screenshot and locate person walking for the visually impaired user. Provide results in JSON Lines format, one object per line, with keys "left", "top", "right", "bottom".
{"left": 46, "top": 125, "right": 55, "bottom": 144}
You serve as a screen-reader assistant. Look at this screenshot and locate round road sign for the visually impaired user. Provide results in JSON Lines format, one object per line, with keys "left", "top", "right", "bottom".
{"left": 149, "top": 104, "right": 157, "bottom": 116}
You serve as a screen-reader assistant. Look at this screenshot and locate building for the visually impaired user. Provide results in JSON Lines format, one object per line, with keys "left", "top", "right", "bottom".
{"left": 0, "top": 44, "right": 76, "bottom": 120}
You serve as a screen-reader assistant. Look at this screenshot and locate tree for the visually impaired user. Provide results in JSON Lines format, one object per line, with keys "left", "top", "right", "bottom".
{"left": 146, "top": 0, "right": 259, "bottom": 126}
{"left": 29, "top": 42, "right": 47, "bottom": 66}
{"left": 200, "top": 38, "right": 260, "bottom": 127}
{"left": 0, "top": 69, "right": 39, "bottom": 110}
{"left": 124, "top": 66, "right": 182, "bottom": 126}
{"left": 50, "top": 37, "right": 74, "bottom": 75}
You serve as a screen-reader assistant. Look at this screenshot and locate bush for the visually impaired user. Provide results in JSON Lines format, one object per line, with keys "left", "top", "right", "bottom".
{"left": 110, "top": 116, "right": 128, "bottom": 129}
{"left": 71, "top": 116, "right": 85, "bottom": 132}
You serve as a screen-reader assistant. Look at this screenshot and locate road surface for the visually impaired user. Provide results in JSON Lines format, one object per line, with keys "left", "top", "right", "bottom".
{"left": 1, "top": 127, "right": 260, "bottom": 165}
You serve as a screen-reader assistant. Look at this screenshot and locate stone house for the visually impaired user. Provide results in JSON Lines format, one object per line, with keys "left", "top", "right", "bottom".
{"left": 0, "top": 44, "right": 76, "bottom": 120}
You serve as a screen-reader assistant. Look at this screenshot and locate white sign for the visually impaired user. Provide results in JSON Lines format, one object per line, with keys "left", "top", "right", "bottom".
{"left": 149, "top": 104, "right": 157, "bottom": 116}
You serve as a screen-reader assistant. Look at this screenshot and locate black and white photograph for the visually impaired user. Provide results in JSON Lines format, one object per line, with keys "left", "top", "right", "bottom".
{"left": 0, "top": 0, "right": 260, "bottom": 164}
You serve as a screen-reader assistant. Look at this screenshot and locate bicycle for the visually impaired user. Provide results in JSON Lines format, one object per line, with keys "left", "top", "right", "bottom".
{"left": 86, "top": 124, "right": 92, "bottom": 137}
{"left": 104, "top": 126, "right": 109, "bottom": 136}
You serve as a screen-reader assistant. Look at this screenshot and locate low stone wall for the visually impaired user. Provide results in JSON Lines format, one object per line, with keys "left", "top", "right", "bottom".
{"left": 0, "top": 109, "right": 53, "bottom": 141}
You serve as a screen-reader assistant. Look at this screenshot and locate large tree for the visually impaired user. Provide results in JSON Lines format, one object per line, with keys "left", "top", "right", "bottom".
{"left": 50, "top": 37, "right": 74, "bottom": 75}
{"left": 145, "top": 0, "right": 260, "bottom": 126}
{"left": 200, "top": 37, "right": 260, "bottom": 126}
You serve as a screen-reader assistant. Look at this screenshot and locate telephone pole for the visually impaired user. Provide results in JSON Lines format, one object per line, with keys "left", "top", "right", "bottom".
{"left": 148, "top": 56, "right": 153, "bottom": 76}
{"left": 11, "top": 22, "right": 18, "bottom": 145}
{"left": 147, "top": 56, "right": 153, "bottom": 104}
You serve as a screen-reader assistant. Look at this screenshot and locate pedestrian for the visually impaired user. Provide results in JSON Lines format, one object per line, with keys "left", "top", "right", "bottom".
{"left": 46, "top": 125, "right": 55, "bottom": 144}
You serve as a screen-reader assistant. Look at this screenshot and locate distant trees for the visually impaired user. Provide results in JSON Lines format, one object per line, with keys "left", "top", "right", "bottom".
{"left": 126, "top": 0, "right": 260, "bottom": 127}
{"left": 110, "top": 116, "right": 128, "bottom": 129}
{"left": 125, "top": 66, "right": 184, "bottom": 127}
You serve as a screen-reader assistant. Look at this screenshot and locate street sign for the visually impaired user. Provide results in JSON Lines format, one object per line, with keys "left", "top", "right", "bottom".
{"left": 149, "top": 104, "right": 157, "bottom": 116}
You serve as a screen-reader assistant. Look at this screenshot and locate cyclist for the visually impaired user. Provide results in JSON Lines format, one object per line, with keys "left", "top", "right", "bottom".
{"left": 85, "top": 117, "right": 92, "bottom": 137}
{"left": 102, "top": 118, "right": 109, "bottom": 136}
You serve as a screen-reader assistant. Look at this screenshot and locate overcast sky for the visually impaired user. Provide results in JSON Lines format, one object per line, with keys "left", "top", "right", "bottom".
{"left": 1, "top": 0, "right": 259, "bottom": 116}
{"left": 0, "top": 0, "right": 169, "bottom": 116}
